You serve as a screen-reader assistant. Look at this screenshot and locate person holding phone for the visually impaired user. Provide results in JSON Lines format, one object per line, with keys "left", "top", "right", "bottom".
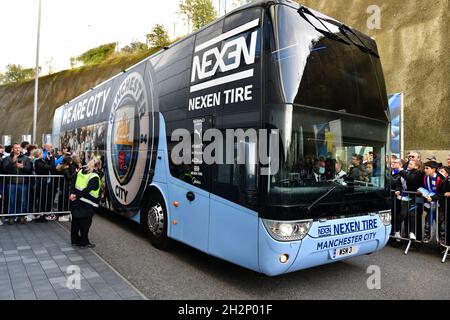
{"left": 41, "top": 143, "right": 59, "bottom": 220}
{"left": 0, "top": 143, "right": 33, "bottom": 224}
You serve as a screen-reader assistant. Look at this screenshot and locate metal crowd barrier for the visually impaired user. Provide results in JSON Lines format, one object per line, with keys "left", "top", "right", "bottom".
{"left": 390, "top": 190, "right": 450, "bottom": 262}
{"left": 439, "top": 197, "right": 450, "bottom": 263}
{"left": 0, "top": 175, "right": 71, "bottom": 220}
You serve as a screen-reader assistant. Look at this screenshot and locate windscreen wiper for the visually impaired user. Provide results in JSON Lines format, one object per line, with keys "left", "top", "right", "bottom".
{"left": 297, "top": 6, "right": 350, "bottom": 46}
{"left": 306, "top": 180, "right": 360, "bottom": 213}
{"left": 299, "top": 6, "right": 380, "bottom": 58}
{"left": 342, "top": 177, "right": 378, "bottom": 187}
{"left": 338, "top": 24, "right": 380, "bottom": 58}
{"left": 306, "top": 186, "right": 338, "bottom": 213}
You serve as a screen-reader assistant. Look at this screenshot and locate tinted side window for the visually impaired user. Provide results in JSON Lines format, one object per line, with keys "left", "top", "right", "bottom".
{"left": 223, "top": 7, "right": 261, "bottom": 32}
{"left": 151, "top": 36, "right": 195, "bottom": 121}
{"left": 212, "top": 129, "right": 258, "bottom": 209}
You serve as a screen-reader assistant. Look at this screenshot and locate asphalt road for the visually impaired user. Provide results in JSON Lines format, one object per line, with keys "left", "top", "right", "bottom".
{"left": 62, "top": 210, "right": 450, "bottom": 300}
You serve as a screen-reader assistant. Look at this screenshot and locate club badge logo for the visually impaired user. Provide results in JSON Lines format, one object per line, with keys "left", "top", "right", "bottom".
{"left": 106, "top": 72, "right": 152, "bottom": 206}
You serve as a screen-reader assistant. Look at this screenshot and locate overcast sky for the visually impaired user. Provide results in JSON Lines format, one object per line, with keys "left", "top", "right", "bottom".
{"left": 0, "top": 0, "right": 238, "bottom": 74}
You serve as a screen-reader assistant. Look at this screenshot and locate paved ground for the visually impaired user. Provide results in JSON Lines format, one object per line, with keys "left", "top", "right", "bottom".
{"left": 79, "top": 210, "right": 450, "bottom": 300}
{"left": 3, "top": 210, "right": 450, "bottom": 300}
{"left": 0, "top": 220, "right": 146, "bottom": 300}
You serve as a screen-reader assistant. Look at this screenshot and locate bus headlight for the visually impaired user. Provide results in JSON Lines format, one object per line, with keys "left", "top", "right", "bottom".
{"left": 378, "top": 210, "right": 392, "bottom": 226}
{"left": 262, "top": 219, "right": 313, "bottom": 241}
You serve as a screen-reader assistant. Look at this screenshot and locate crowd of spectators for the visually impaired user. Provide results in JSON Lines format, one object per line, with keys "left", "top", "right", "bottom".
{"left": 391, "top": 151, "right": 450, "bottom": 244}
{"left": 0, "top": 141, "right": 81, "bottom": 225}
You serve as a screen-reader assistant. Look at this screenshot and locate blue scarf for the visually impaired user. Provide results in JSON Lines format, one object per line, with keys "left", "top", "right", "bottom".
{"left": 425, "top": 174, "right": 438, "bottom": 192}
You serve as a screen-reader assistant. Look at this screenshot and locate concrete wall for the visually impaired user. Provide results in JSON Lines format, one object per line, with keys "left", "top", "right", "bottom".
{"left": 416, "top": 150, "right": 449, "bottom": 167}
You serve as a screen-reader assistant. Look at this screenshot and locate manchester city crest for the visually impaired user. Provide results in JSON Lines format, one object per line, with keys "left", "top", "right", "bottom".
{"left": 106, "top": 70, "right": 155, "bottom": 208}
{"left": 111, "top": 101, "right": 137, "bottom": 185}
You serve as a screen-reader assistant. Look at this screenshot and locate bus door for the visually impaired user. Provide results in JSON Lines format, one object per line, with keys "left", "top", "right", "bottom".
{"left": 167, "top": 116, "right": 213, "bottom": 252}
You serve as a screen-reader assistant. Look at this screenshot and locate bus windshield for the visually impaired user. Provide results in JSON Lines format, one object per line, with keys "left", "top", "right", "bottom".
{"left": 266, "top": 4, "right": 388, "bottom": 119}
{"left": 262, "top": 4, "right": 390, "bottom": 219}
{"left": 265, "top": 105, "right": 389, "bottom": 205}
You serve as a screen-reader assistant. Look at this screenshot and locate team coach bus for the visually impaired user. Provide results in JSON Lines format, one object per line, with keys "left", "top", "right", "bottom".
{"left": 53, "top": 0, "right": 392, "bottom": 276}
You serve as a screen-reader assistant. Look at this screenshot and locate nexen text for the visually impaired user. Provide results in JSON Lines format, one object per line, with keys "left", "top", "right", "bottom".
{"left": 191, "top": 30, "right": 257, "bottom": 82}
{"left": 319, "top": 219, "right": 378, "bottom": 237}
{"left": 334, "top": 219, "right": 378, "bottom": 235}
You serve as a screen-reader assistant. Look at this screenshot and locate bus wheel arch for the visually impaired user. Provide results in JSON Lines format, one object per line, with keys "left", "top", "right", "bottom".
{"left": 140, "top": 186, "right": 172, "bottom": 250}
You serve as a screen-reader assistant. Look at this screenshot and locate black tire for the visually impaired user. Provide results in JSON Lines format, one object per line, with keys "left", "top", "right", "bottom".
{"left": 141, "top": 195, "right": 172, "bottom": 250}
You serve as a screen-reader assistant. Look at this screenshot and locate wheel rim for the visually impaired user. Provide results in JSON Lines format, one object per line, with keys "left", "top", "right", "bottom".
{"left": 147, "top": 202, "right": 164, "bottom": 237}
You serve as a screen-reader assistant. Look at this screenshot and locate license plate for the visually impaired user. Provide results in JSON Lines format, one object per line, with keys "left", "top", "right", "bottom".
{"left": 331, "top": 246, "right": 359, "bottom": 259}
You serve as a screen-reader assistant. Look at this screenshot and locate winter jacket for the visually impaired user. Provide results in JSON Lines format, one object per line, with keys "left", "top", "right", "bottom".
{"left": 1, "top": 154, "right": 33, "bottom": 184}
{"left": 431, "top": 177, "right": 450, "bottom": 203}
{"left": 70, "top": 168, "right": 101, "bottom": 218}
{"left": 34, "top": 157, "right": 55, "bottom": 175}
{"left": 398, "top": 169, "right": 424, "bottom": 193}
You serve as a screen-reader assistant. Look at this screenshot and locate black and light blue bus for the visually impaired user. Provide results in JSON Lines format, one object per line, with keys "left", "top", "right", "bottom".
{"left": 52, "top": 0, "right": 392, "bottom": 276}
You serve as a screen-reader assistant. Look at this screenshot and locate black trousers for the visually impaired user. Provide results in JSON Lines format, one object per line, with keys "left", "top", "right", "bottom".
{"left": 35, "top": 181, "right": 53, "bottom": 212}
{"left": 424, "top": 204, "right": 445, "bottom": 238}
{"left": 71, "top": 216, "right": 93, "bottom": 246}
{"left": 408, "top": 203, "right": 423, "bottom": 240}
{"left": 391, "top": 198, "right": 403, "bottom": 234}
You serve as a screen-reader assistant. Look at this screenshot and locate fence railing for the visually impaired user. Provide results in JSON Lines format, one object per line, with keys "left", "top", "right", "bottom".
{"left": 439, "top": 197, "right": 450, "bottom": 262}
{"left": 390, "top": 190, "right": 450, "bottom": 262}
{"left": 0, "top": 175, "right": 71, "bottom": 219}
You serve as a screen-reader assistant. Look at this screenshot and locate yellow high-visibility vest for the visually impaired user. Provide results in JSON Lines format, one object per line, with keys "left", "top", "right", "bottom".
{"left": 75, "top": 171, "right": 101, "bottom": 207}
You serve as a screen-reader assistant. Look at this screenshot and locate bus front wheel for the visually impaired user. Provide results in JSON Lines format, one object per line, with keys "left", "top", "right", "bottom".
{"left": 142, "top": 196, "right": 171, "bottom": 250}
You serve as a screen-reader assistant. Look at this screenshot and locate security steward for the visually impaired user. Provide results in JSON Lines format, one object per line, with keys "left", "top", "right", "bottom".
{"left": 69, "top": 159, "right": 102, "bottom": 248}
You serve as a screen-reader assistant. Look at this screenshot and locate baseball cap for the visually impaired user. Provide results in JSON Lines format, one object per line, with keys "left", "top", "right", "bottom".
{"left": 424, "top": 161, "right": 439, "bottom": 169}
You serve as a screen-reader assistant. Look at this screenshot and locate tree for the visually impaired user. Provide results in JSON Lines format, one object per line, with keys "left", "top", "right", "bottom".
{"left": 74, "top": 42, "right": 117, "bottom": 66}
{"left": 0, "top": 64, "right": 37, "bottom": 84}
{"left": 146, "top": 24, "right": 170, "bottom": 48}
{"left": 179, "top": 0, "right": 217, "bottom": 32}
{"left": 121, "top": 40, "right": 149, "bottom": 54}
